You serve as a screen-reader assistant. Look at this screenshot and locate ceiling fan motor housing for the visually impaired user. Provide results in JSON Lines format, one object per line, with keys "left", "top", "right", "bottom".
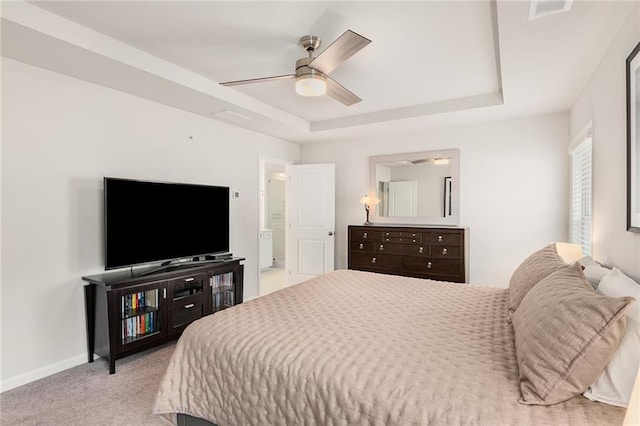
{"left": 295, "top": 57, "right": 324, "bottom": 79}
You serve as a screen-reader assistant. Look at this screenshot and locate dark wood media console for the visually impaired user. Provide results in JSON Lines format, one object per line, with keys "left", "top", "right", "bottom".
{"left": 82, "top": 258, "right": 244, "bottom": 373}
{"left": 348, "top": 225, "right": 467, "bottom": 283}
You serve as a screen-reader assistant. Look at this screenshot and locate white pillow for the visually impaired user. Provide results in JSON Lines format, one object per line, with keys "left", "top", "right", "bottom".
{"left": 578, "top": 256, "right": 599, "bottom": 267}
{"left": 583, "top": 264, "right": 612, "bottom": 289}
{"left": 583, "top": 268, "right": 640, "bottom": 407}
{"left": 577, "top": 256, "right": 611, "bottom": 289}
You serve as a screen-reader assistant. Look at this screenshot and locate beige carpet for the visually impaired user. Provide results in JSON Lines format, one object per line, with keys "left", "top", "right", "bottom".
{"left": 0, "top": 342, "right": 176, "bottom": 425}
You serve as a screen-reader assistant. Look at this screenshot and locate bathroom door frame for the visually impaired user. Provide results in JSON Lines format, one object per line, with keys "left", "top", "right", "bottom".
{"left": 258, "top": 156, "right": 292, "bottom": 296}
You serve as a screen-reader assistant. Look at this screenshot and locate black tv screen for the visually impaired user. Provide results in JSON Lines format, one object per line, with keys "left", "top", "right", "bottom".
{"left": 104, "top": 177, "right": 230, "bottom": 270}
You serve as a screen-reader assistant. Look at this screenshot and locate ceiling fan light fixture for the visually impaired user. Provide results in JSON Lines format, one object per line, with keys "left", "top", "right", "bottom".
{"left": 295, "top": 74, "right": 327, "bottom": 97}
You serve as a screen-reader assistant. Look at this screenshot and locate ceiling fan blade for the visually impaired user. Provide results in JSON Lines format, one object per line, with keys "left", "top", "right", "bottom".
{"left": 308, "top": 30, "right": 371, "bottom": 75}
{"left": 326, "top": 76, "right": 362, "bottom": 106}
{"left": 220, "top": 74, "right": 294, "bottom": 87}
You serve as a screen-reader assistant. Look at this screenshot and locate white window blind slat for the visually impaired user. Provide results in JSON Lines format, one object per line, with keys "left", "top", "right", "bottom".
{"left": 569, "top": 136, "right": 592, "bottom": 256}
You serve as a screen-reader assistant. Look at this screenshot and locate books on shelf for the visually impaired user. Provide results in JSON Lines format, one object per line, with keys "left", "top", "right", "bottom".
{"left": 210, "top": 272, "right": 234, "bottom": 289}
{"left": 121, "top": 290, "right": 158, "bottom": 341}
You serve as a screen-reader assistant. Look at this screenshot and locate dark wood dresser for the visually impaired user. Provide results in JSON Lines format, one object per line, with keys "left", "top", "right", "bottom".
{"left": 348, "top": 225, "right": 467, "bottom": 283}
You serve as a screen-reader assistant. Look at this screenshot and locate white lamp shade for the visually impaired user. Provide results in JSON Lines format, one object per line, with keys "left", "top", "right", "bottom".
{"left": 359, "top": 196, "right": 380, "bottom": 205}
{"left": 295, "top": 74, "right": 326, "bottom": 97}
{"left": 554, "top": 242, "right": 583, "bottom": 264}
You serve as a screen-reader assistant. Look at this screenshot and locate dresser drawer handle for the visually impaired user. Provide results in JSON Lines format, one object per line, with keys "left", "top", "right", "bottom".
{"left": 442, "top": 248, "right": 448, "bottom": 255}
{"left": 385, "top": 232, "right": 390, "bottom": 236}
{"left": 379, "top": 244, "right": 384, "bottom": 251}
{"left": 359, "top": 243, "right": 364, "bottom": 249}
{"left": 419, "top": 247, "right": 424, "bottom": 254}
{"left": 437, "top": 235, "right": 444, "bottom": 243}
{"left": 184, "top": 303, "right": 195, "bottom": 309}
{"left": 184, "top": 277, "right": 195, "bottom": 282}
{"left": 372, "top": 257, "right": 377, "bottom": 264}
{"left": 427, "top": 262, "right": 432, "bottom": 269}
{"left": 363, "top": 232, "right": 368, "bottom": 239}
{"left": 385, "top": 238, "right": 390, "bottom": 242}
{"left": 412, "top": 239, "right": 417, "bottom": 243}
{"left": 412, "top": 233, "right": 417, "bottom": 237}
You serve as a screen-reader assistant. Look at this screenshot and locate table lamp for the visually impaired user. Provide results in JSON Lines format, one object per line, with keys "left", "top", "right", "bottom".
{"left": 359, "top": 195, "right": 380, "bottom": 225}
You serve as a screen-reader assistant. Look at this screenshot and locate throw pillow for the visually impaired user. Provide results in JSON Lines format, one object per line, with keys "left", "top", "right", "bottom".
{"left": 508, "top": 243, "right": 566, "bottom": 314}
{"left": 513, "top": 263, "right": 634, "bottom": 405}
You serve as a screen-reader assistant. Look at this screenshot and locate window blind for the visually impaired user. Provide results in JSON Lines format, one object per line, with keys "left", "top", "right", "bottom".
{"left": 569, "top": 136, "right": 592, "bottom": 256}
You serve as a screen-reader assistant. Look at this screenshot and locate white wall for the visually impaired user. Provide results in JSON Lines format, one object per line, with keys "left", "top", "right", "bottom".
{"left": 300, "top": 113, "right": 570, "bottom": 286}
{"left": 569, "top": 4, "right": 640, "bottom": 282}
{"left": 0, "top": 58, "right": 299, "bottom": 390}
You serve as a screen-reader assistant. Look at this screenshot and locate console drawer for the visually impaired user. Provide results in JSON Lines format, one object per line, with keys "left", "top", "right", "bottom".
{"left": 169, "top": 298, "right": 205, "bottom": 335}
{"left": 170, "top": 273, "right": 207, "bottom": 300}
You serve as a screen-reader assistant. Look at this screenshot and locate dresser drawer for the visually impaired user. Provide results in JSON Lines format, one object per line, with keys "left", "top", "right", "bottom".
{"left": 422, "top": 232, "right": 462, "bottom": 246}
{"left": 376, "top": 243, "right": 430, "bottom": 256}
{"left": 350, "top": 241, "right": 375, "bottom": 252}
{"left": 381, "top": 230, "right": 422, "bottom": 241}
{"left": 382, "top": 236, "right": 422, "bottom": 244}
{"left": 429, "top": 245, "right": 461, "bottom": 259}
{"left": 402, "top": 256, "right": 462, "bottom": 276}
{"left": 351, "top": 229, "right": 382, "bottom": 241}
{"left": 350, "top": 252, "right": 402, "bottom": 270}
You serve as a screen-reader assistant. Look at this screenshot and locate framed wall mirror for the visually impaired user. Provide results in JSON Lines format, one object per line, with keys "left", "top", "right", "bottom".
{"left": 369, "top": 149, "right": 460, "bottom": 226}
{"left": 627, "top": 41, "right": 640, "bottom": 233}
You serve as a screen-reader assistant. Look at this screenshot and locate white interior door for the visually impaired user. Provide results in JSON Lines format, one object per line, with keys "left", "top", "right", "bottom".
{"left": 288, "top": 164, "right": 335, "bottom": 284}
{"left": 389, "top": 180, "right": 418, "bottom": 217}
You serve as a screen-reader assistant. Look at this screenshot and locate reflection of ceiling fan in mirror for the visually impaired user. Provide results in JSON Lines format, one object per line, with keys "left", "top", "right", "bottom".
{"left": 220, "top": 30, "right": 371, "bottom": 106}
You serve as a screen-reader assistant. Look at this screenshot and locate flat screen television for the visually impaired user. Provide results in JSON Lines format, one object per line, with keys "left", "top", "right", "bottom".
{"left": 104, "top": 177, "right": 230, "bottom": 270}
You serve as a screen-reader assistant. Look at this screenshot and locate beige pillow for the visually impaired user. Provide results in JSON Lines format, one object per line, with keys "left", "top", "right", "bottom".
{"left": 508, "top": 244, "right": 567, "bottom": 314}
{"left": 513, "top": 263, "right": 634, "bottom": 405}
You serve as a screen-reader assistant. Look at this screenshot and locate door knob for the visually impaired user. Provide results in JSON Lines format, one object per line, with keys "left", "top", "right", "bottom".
{"left": 328, "top": 231, "right": 334, "bottom": 236}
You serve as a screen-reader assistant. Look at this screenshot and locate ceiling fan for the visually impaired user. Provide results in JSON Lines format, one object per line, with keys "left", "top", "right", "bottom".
{"left": 220, "top": 30, "right": 372, "bottom": 106}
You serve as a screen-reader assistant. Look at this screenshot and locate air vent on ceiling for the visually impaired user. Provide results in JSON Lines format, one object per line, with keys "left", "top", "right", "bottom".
{"left": 211, "top": 110, "right": 251, "bottom": 123}
{"left": 528, "top": 0, "right": 573, "bottom": 20}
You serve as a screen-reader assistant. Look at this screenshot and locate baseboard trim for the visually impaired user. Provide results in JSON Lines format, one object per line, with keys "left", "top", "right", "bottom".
{"left": 0, "top": 353, "right": 96, "bottom": 393}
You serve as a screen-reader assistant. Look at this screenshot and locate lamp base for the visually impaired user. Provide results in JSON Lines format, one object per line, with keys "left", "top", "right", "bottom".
{"left": 363, "top": 220, "right": 373, "bottom": 225}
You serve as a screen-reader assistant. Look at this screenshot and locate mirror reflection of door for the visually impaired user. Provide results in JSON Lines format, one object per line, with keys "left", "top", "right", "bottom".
{"left": 375, "top": 160, "right": 452, "bottom": 218}
{"left": 388, "top": 181, "right": 418, "bottom": 217}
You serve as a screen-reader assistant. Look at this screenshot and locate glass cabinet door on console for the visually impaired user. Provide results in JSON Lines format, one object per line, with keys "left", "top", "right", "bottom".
{"left": 117, "top": 282, "right": 166, "bottom": 351}
{"left": 168, "top": 273, "right": 207, "bottom": 336}
{"left": 210, "top": 271, "right": 236, "bottom": 313}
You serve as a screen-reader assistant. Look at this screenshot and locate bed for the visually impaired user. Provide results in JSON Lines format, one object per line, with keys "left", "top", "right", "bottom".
{"left": 153, "top": 266, "right": 630, "bottom": 425}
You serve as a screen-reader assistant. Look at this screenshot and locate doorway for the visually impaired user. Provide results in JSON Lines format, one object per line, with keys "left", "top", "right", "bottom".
{"left": 259, "top": 158, "right": 290, "bottom": 296}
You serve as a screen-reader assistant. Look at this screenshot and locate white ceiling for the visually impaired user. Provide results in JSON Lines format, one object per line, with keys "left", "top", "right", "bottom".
{"left": 1, "top": 1, "right": 636, "bottom": 143}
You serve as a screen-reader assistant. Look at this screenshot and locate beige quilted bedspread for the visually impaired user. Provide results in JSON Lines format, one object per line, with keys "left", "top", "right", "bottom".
{"left": 153, "top": 270, "right": 625, "bottom": 425}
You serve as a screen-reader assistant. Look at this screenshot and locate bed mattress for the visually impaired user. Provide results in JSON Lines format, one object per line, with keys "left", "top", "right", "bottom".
{"left": 153, "top": 269, "right": 625, "bottom": 425}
